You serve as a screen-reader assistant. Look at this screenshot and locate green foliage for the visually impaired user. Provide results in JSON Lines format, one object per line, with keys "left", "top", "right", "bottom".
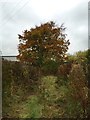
{"left": 42, "top": 60, "right": 59, "bottom": 75}
{"left": 56, "top": 76, "right": 68, "bottom": 87}
{"left": 68, "top": 50, "right": 88, "bottom": 64}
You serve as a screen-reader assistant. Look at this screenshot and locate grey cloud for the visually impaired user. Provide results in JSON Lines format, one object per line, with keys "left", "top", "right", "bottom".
{"left": 55, "top": 1, "right": 88, "bottom": 54}
{"left": 1, "top": 2, "right": 41, "bottom": 55}
{"left": 1, "top": 2, "right": 40, "bottom": 28}
{"left": 1, "top": 0, "right": 89, "bottom": 55}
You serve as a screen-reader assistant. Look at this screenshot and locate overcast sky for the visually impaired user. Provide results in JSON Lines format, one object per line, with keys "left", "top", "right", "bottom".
{"left": 0, "top": 0, "right": 89, "bottom": 55}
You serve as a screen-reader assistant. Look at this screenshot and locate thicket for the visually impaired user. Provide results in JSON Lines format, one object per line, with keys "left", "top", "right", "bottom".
{"left": 2, "top": 49, "right": 89, "bottom": 118}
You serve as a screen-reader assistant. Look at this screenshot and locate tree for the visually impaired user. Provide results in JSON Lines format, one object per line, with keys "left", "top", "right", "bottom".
{"left": 17, "top": 21, "right": 70, "bottom": 66}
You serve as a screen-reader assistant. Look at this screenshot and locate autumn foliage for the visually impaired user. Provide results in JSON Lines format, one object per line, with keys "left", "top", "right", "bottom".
{"left": 17, "top": 21, "right": 70, "bottom": 66}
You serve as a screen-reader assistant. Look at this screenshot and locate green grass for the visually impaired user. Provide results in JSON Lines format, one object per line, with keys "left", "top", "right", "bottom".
{"left": 19, "top": 95, "right": 43, "bottom": 118}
